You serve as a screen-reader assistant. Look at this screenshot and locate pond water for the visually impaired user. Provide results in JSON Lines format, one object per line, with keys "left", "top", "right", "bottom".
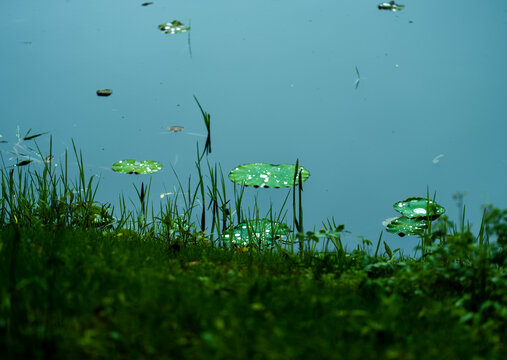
{"left": 1, "top": 0, "right": 506, "bottom": 254}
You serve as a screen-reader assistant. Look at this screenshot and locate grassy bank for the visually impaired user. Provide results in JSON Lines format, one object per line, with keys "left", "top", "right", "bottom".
{"left": 0, "top": 140, "right": 506, "bottom": 359}
{"left": 1, "top": 225, "right": 506, "bottom": 359}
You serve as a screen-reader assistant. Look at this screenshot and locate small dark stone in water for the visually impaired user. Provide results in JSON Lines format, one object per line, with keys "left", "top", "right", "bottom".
{"left": 97, "top": 89, "right": 113, "bottom": 96}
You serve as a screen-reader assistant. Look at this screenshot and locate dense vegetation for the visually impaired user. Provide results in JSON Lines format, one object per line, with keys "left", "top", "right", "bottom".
{"left": 0, "top": 143, "right": 506, "bottom": 359}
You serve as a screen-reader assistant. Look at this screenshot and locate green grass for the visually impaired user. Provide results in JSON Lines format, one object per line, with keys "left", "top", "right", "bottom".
{"left": 0, "top": 139, "right": 506, "bottom": 359}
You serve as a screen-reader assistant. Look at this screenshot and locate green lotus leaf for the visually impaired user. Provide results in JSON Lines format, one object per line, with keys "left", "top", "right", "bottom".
{"left": 223, "top": 219, "right": 289, "bottom": 247}
{"left": 385, "top": 216, "right": 428, "bottom": 237}
{"left": 378, "top": 2, "right": 405, "bottom": 11}
{"left": 112, "top": 159, "right": 162, "bottom": 175}
{"left": 393, "top": 197, "right": 445, "bottom": 220}
{"left": 158, "top": 20, "right": 190, "bottom": 34}
{"left": 228, "top": 163, "right": 310, "bottom": 188}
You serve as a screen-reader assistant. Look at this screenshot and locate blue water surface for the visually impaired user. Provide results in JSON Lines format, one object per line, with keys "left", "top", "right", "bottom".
{"left": 1, "top": 0, "right": 506, "bottom": 254}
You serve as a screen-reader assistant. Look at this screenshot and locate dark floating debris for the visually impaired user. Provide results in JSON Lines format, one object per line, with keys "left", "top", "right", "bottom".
{"left": 96, "top": 89, "right": 113, "bottom": 97}
{"left": 168, "top": 126, "right": 184, "bottom": 132}
{"left": 141, "top": 2, "right": 153, "bottom": 6}
{"left": 15, "top": 160, "right": 33, "bottom": 167}
{"left": 378, "top": 1, "right": 405, "bottom": 11}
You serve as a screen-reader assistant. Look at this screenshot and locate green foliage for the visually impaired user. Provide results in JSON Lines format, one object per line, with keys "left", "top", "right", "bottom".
{"left": 222, "top": 219, "right": 289, "bottom": 248}
{"left": 158, "top": 20, "right": 190, "bottom": 34}
{"left": 0, "top": 131, "right": 505, "bottom": 359}
{"left": 386, "top": 197, "right": 445, "bottom": 237}
{"left": 386, "top": 216, "right": 428, "bottom": 237}
{"left": 0, "top": 225, "right": 505, "bottom": 359}
{"left": 393, "top": 197, "right": 445, "bottom": 220}
{"left": 378, "top": 1, "right": 405, "bottom": 12}
{"left": 228, "top": 163, "right": 310, "bottom": 188}
{"left": 483, "top": 204, "right": 507, "bottom": 246}
{"left": 111, "top": 159, "right": 162, "bottom": 175}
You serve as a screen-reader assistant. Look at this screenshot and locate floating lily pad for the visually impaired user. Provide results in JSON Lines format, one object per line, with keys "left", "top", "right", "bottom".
{"left": 228, "top": 163, "right": 310, "bottom": 188}
{"left": 158, "top": 20, "right": 190, "bottom": 34}
{"left": 393, "top": 197, "right": 445, "bottom": 220}
{"left": 97, "top": 89, "right": 112, "bottom": 96}
{"left": 168, "top": 126, "right": 184, "bottom": 132}
{"left": 112, "top": 159, "right": 162, "bottom": 174}
{"left": 386, "top": 216, "right": 428, "bottom": 237}
{"left": 223, "top": 219, "right": 289, "bottom": 247}
{"left": 378, "top": 1, "right": 404, "bottom": 11}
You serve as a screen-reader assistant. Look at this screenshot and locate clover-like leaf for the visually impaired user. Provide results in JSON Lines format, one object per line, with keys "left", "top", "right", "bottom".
{"left": 112, "top": 159, "right": 162, "bottom": 175}
{"left": 228, "top": 163, "right": 310, "bottom": 188}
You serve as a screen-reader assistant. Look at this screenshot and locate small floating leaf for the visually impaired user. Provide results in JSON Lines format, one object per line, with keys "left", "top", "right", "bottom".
{"left": 158, "top": 20, "right": 190, "bottom": 34}
{"left": 228, "top": 163, "right": 310, "bottom": 188}
{"left": 168, "top": 126, "right": 184, "bottom": 132}
{"left": 15, "top": 160, "right": 33, "bottom": 167}
{"left": 96, "top": 89, "right": 113, "bottom": 96}
{"left": 223, "top": 219, "right": 289, "bottom": 247}
{"left": 112, "top": 159, "right": 162, "bottom": 175}
{"left": 386, "top": 216, "right": 428, "bottom": 237}
{"left": 393, "top": 197, "right": 445, "bottom": 220}
{"left": 378, "top": 1, "right": 405, "bottom": 11}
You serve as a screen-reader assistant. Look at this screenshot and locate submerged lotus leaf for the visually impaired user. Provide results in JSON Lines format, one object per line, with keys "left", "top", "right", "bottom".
{"left": 112, "top": 159, "right": 162, "bottom": 175}
{"left": 386, "top": 216, "right": 428, "bottom": 237}
{"left": 158, "top": 20, "right": 190, "bottom": 34}
{"left": 228, "top": 163, "right": 310, "bottom": 188}
{"left": 223, "top": 219, "right": 289, "bottom": 247}
{"left": 393, "top": 197, "right": 445, "bottom": 220}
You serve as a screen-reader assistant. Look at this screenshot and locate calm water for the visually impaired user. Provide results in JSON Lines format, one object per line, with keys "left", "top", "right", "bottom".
{"left": 1, "top": 0, "right": 506, "bottom": 254}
